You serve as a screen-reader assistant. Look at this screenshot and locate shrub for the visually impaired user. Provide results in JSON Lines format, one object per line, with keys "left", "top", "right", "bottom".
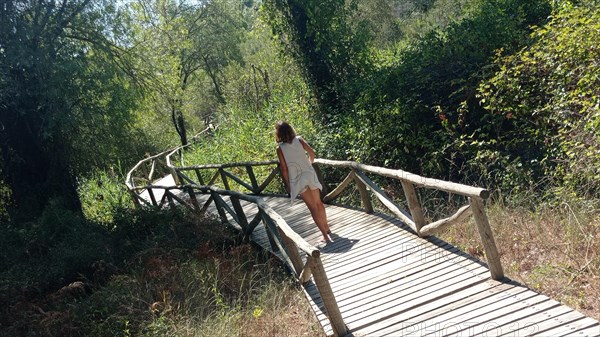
{"left": 476, "top": 1, "right": 600, "bottom": 199}
{"left": 325, "top": 0, "right": 551, "bottom": 183}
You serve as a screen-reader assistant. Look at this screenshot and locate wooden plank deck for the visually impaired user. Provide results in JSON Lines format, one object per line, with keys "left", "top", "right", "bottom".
{"left": 194, "top": 194, "right": 600, "bottom": 337}
{"left": 138, "top": 175, "right": 179, "bottom": 202}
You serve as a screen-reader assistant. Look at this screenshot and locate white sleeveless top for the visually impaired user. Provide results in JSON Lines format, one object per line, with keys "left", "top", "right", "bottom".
{"left": 279, "top": 136, "right": 323, "bottom": 201}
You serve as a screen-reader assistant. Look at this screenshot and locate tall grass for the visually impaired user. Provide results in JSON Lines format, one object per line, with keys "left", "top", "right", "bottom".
{"left": 185, "top": 99, "right": 317, "bottom": 166}
{"left": 78, "top": 168, "right": 134, "bottom": 226}
{"left": 0, "top": 171, "right": 324, "bottom": 337}
{"left": 184, "top": 19, "right": 318, "bottom": 169}
{"left": 438, "top": 195, "right": 600, "bottom": 320}
{"left": 1, "top": 240, "right": 324, "bottom": 337}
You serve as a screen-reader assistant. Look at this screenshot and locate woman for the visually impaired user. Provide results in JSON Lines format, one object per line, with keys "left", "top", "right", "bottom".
{"left": 275, "top": 121, "right": 332, "bottom": 243}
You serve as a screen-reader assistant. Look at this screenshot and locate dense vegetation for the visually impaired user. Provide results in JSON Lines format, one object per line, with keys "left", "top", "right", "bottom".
{"left": 1, "top": 0, "right": 599, "bottom": 335}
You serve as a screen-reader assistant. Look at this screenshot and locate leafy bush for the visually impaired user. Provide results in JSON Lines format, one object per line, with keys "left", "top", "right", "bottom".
{"left": 0, "top": 203, "right": 321, "bottom": 337}
{"left": 325, "top": 0, "right": 551, "bottom": 182}
{"left": 69, "top": 244, "right": 318, "bottom": 337}
{"left": 183, "top": 22, "right": 317, "bottom": 185}
{"left": 79, "top": 169, "right": 134, "bottom": 225}
{"left": 476, "top": 1, "right": 600, "bottom": 199}
{"left": 0, "top": 204, "right": 111, "bottom": 313}
{"left": 262, "top": 0, "right": 373, "bottom": 118}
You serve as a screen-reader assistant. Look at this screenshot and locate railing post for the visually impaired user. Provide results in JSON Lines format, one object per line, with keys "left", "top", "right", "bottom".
{"left": 278, "top": 228, "right": 304, "bottom": 276}
{"left": 147, "top": 187, "right": 158, "bottom": 207}
{"left": 194, "top": 168, "right": 205, "bottom": 185}
{"left": 309, "top": 252, "right": 347, "bottom": 337}
{"left": 246, "top": 165, "right": 259, "bottom": 193}
{"left": 353, "top": 170, "right": 373, "bottom": 213}
{"left": 312, "top": 163, "right": 328, "bottom": 199}
{"left": 469, "top": 197, "right": 504, "bottom": 280}
{"left": 259, "top": 210, "right": 280, "bottom": 253}
{"left": 169, "top": 166, "right": 181, "bottom": 185}
{"left": 219, "top": 168, "right": 230, "bottom": 190}
{"left": 165, "top": 190, "right": 175, "bottom": 208}
{"left": 186, "top": 186, "right": 200, "bottom": 213}
{"left": 230, "top": 195, "right": 248, "bottom": 230}
{"left": 401, "top": 181, "right": 426, "bottom": 235}
{"left": 244, "top": 213, "right": 263, "bottom": 241}
{"left": 210, "top": 191, "right": 228, "bottom": 223}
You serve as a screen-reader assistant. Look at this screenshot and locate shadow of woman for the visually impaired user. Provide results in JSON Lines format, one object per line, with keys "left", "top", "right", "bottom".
{"left": 319, "top": 233, "right": 359, "bottom": 254}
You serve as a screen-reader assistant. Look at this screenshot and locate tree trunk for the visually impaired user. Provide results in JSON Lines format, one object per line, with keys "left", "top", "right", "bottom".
{"left": 0, "top": 115, "right": 82, "bottom": 221}
{"left": 171, "top": 104, "right": 188, "bottom": 147}
{"left": 203, "top": 56, "right": 226, "bottom": 104}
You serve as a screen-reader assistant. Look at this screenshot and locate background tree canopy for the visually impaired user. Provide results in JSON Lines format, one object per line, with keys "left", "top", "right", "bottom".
{"left": 2, "top": 0, "right": 598, "bottom": 219}
{"left": 0, "top": 0, "right": 141, "bottom": 221}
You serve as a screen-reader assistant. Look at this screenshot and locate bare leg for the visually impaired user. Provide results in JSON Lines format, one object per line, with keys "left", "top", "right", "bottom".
{"left": 301, "top": 188, "right": 331, "bottom": 241}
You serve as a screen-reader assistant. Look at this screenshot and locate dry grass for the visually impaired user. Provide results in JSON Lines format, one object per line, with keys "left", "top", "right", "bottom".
{"left": 169, "top": 244, "right": 325, "bottom": 337}
{"left": 1, "top": 241, "right": 325, "bottom": 337}
{"left": 119, "top": 243, "right": 326, "bottom": 337}
{"left": 439, "top": 199, "right": 600, "bottom": 321}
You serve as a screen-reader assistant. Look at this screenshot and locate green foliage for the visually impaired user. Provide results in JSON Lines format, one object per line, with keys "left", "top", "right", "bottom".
{"left": 357, "top": 0, "right": 477, "bottom": 45}
{"left": 476, "top": 1, "right": 600, "bottom": 198}
{"left": 0, "top": 188, "right": 317, "bottom": 337}
{"left": 185, "top": 96, "right": 315, "bottom": 164}
{"left": 127, "top": 0, "right": 251, "bottom": 147}
{"left": 70, "top": 244, "right": 303, "bottom": 337}
{"left": 184, "top": 20, "right": 316, "bottom": 176}
{"left": 0, "top": 204, "right": 111, "bottom": 306}
{"left": 223, "top": 18, "right": 309, "bottom": 115}
{"left": 79, "top": 168, "right": 134, "bottom": 225}
{"left": 324, "top": 0, "right": 551, "bottom": 181}
{"left": 0, "top": 199, "right": 228, "bottom": 332}
{"left": 262, "top": 0, "right": 373, "bottom": 118}
{"left": 0, "top": 0, "right": 141, "bottom": 219}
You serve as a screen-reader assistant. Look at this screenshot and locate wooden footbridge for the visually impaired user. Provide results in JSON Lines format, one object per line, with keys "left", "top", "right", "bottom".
{"left": 126, "top": 144, "right": 600, "bottom": 337}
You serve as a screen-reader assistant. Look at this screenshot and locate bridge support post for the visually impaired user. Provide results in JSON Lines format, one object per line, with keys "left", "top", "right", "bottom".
{"left": 186, "top": 186, "right": 201, "bottom": 213}
{"left": 470, "top": 197, "right": 504, "bottom": 280}
{"left": 230, "top": 196, "right": 248, "bottom": 229}
{"left": 309, "top": 252, "right": 347, "bottom": 337}
{"left": 353, "top": 170, "right": 373, "bottom": 213}
{"left": 210, "top": 191, "right": 228, "bottom": 223}
{"left": 401, "top": 181, "right": 426, "bottom": 235}
{"left": 279, "top": 228, "right": 304, "bottom": 276}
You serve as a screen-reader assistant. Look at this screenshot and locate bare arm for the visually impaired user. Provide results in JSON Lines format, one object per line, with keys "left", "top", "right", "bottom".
{"left": 298, "top": 137, "right": 316, "bottom": 163}
{"left": 276, "top": 146, "right": 290, "bottom": 192}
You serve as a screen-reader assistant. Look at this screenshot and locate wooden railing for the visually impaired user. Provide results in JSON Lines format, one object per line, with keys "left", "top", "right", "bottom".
{"left": 192, "top": 185, "right": 346, "bottom": 337}
{"left": 125, "top": 128, "right": 210, "bottom": 207}
{"left": 166, "top": 157, "right": 283, "bottom": 196}
{"left": 125, "top": 149, "right": 176, "bottom": 207}
{"left": 127, "top": 150, "right": 504, "bottom": 337}
{"left": 127, "top": 154, "right": 348, "bottom": 336}
{"left": 163, "top": 157, "right": 502, "bottom": 279}
{"left": 313, "top": 158, "right": 503, "bottom": 281}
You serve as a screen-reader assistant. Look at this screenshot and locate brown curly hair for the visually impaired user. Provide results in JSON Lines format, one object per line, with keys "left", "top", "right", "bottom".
{"left": 275, "top": 121, "right": 296, "bottom": 143}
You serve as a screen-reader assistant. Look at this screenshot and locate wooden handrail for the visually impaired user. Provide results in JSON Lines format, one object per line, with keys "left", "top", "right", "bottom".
{"left": 312, "top": 158, "right": 503, "bottom": 281}
{"left": 126, "top": 127, "right": 210, "bottom": 190}
{"left": 167, "top": 159, "right": 283, "bottom": 196}
{"left": 132, "top": 156, "right": 500, "bottom": 260}
{"left": 314, "top": 158, "right": 489, "bottom": 199}
{"left": 128, "top": 153, "right": 503, "bottom": 336}
{"left": 191, "top": 186, "right": 318, "bottom": 255}
{"left": 172, "top": 160, "right": 279, "bottom": 170}
{"left": 125, "top": 150, "right": 172, "bottom": 189}
{"left": 188, "top": 185, "right": 347, "bottom": 336}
